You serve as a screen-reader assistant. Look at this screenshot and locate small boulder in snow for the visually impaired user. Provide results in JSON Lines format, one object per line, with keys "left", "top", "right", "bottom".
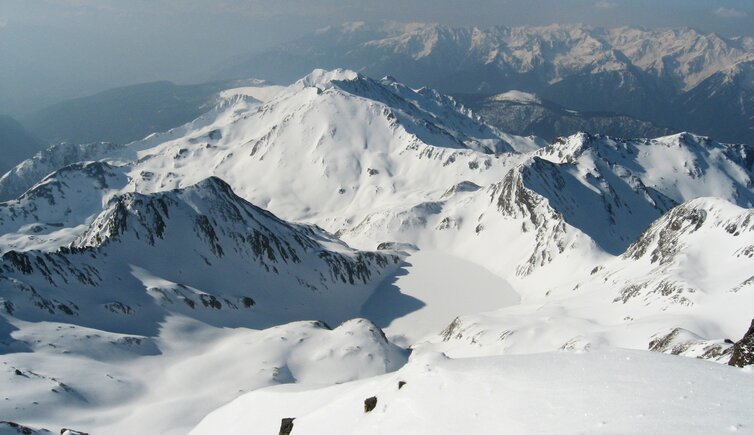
{"left": 278, "top": 418, "right": 295, "bottom": 435}
{"left": 364, "top": 396, "right": 377, "bottom": 413}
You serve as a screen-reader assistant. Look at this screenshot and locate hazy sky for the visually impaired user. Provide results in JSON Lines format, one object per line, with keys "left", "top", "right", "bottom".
{"left": 2, "top": 0, "right": 753, "bottom": 115}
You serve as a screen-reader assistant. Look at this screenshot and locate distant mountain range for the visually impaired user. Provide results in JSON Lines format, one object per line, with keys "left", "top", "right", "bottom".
{"left": 215, "top": 22, "right": 754, "bottom": 144}
{"left": 15, "top": 22, "right": 751, "bottom": 154}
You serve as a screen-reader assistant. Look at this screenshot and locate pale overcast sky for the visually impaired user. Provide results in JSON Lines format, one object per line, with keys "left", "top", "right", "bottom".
{"left": 1, "top": 0, "right": 753, "bottom": 114}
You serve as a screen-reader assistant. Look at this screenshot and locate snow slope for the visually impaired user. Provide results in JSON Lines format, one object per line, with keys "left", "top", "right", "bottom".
{"left": 0, "top": 161, "right": 129, "bottom": 254}
{"left": 423, "top": 198, "right": 754, "bottom": 361}
{"left": 0, "top": 176, "right": 401, "bottom": 334}
{"left": 0, "top": 175, "right": 404, "bottom": 433}
{"left": 338, "top": 131, "right": 753, "bottom": 280}
{"left": 0, "top": 142, "right": 125, "bottom": 203}
{"left": 192, "top": 348, "right": 754, "bottom": 435}
{"left": 491, "top": 90, "right": 541, "bottom": 104}
{"left": 0, "top": 317, "right": 406, "bottom": 434}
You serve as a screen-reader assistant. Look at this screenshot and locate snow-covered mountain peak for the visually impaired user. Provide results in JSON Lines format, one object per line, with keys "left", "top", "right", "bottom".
{"left": 113, "top": 69, "right": 547, "bottom": 233}
{"left": 1, "top": 175, "right": 403, "bottom": 335}
{"left": 75, "top": 175, "right": 339, "bottom": 254}
{"left": 0, "top": 142, "right": 126, "bottom": 202}
{"left": 0, "top": 160, "right": 130, "bottom": 254}
{"left": 294, "top": 68, "right": 361, "bottom": 89}
{"left": 624, "top": 197, "right": 754, "bottom": 265}
{"left": 2, "top": 70, "right": 751, "bottom": 285}
{"left": 604, "top": 26, "right": 754, "bottom": 90}
{"left": 537, "top": 131, "right": 754, "bottom": 207}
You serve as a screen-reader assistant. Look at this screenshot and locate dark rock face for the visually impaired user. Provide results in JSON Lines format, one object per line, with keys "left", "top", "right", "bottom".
{"left": 462, "top": 95, "right": 672, "bottom": 142}
{"left": 729, "top": 319, "right": 754, "bottom": 368}
{"left": 648, "top": 328, "right": 683, "bottom": 353}
{"left": 279, "top": 418, "right": 295, "bottom": 435}
{"left": 625, "top": 205, "right": 707, "bottom": 265}
{"left": 364, "top": 396, "right": 378, "bottom": 413}
{"left": 398, "top": 381, "right": 406, "bottom": 389}
{"left": 0, "top": 421, "right": 40, "bottom": 435}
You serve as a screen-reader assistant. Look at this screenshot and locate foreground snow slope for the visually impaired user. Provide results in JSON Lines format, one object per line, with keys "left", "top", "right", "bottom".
{"left": 0, "top": 317, "right": 406, "bottom": 434}
{"left": 192, "top": 348, "right": 754, "bottom": 435}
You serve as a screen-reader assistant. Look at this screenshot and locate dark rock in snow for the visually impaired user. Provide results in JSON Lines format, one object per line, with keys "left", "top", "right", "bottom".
{"left": 1, "top": 420, "right": 48, "bottom": 434}
{"left": 279, "top": 417, "right": 295, "bottom": 435}
{"left": 376, "top": 241, "right": 418, "bottom": 252}
{"left": 729, "top": 319, "right": 754, "bottom": 368}
{"left": 364, "top": 396, "right": 377, "bottom": 413}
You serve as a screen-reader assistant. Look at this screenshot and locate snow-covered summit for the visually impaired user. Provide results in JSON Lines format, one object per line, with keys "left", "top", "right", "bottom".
{"left": 0, "top": 176, "right": 401, "bottom": 335}
{"left": 294, "top": 68, "right": 361, "bottom": 88}
{"left": 0, "top": 142, "right": 125, "bottom": 202}
{"left": 0, "top": 160, "right": 128, "bottom": 254}
{"left": 537, "top": 131, "right": 754, "bottom": 207}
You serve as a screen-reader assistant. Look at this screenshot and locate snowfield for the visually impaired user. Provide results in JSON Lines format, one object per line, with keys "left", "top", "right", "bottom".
{"left": 0, "top": 68, "right": 752, "bottom": 434}
{"left": 0, "top": 317, "right": 406, "bottom": 434}
{"left": 361, "top": 250, "right": 519, "bottom": 346}
{"left": 192, "top": 349, "right": 754, "bottom": 435}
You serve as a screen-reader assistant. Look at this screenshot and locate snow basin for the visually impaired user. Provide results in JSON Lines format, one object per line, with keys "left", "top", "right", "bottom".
{"left": 361, "top": 250, "right": 520, "bottom": 346}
